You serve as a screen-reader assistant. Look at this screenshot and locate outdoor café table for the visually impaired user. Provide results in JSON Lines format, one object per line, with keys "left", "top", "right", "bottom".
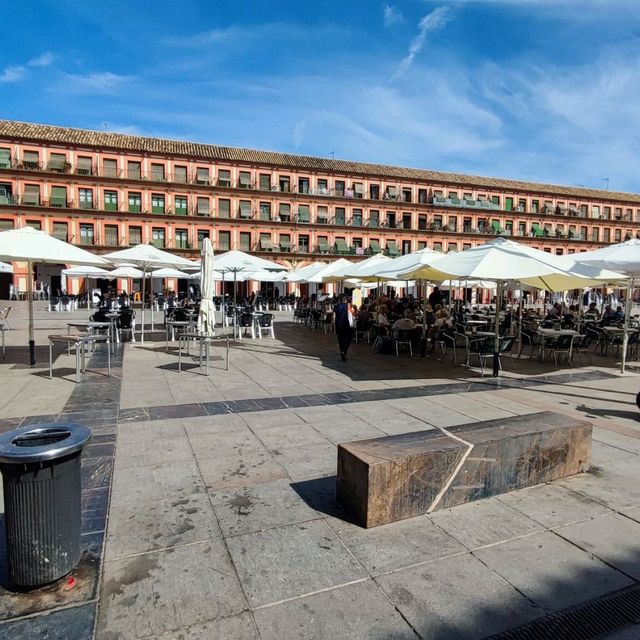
{"left": 49, "top": 333, "right": 111, "bottom": 382}
{"left": 178, "top": 332, "right": 230, "bottom": 376}
{"left": 165, "top": 319, "right": 193, "bottom": 350}
{"left": 250, "top": 312, "right": 264, "bottom": 339}
{"left": 537, "top": 328, "right": 580, "bottom": 362}
{"left": 105, "top": 311, "right": 121, "bottom": 343}
{"left": 67, "top": 321, "right": 115, "bottom": 353}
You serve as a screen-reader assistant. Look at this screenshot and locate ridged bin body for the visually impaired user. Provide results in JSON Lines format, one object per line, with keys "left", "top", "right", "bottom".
{"left": 2, "top": 452, "right": 82, "bottom": 586}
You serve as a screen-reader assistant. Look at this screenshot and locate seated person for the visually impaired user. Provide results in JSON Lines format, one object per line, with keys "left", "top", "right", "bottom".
{"left": 545, "top": 302, "right": 562, "bottom": 320}
{"left": 392, "top": 310, "right": 415, "bottom": 331}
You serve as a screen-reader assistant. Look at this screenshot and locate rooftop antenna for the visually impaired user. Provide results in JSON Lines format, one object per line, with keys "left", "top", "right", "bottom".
{"left": 328, "top": 151, "right": 335, "bottom": 160}
{"left": 602, "top": 178, "right": 610, "bottom": 190}
{"left": 103, "top": 122, "right": 109, "bottom": 131}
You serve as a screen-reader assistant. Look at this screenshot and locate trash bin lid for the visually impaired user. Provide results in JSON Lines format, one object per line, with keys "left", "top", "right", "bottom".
{"left": 0, "top": 423, "right": 92, "bottom": 464}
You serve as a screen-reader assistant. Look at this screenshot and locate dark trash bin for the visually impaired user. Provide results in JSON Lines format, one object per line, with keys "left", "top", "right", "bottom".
{"left": 0, "top": 423, "right": 92, "bottom": 587}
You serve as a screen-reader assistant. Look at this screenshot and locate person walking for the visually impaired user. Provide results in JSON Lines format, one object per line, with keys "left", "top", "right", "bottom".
{"left": 334, "top": 295, "right": 354, "bottom": 361}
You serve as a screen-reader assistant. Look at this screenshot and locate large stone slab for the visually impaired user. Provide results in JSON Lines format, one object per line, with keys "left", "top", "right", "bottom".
{"left": 337, "top": 411, "right": 592, "bottom": 527}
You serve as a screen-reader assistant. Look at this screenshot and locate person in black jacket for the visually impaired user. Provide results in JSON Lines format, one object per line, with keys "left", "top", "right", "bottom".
{"left": 334, "top": 295, "right": 354, "bottom": 361}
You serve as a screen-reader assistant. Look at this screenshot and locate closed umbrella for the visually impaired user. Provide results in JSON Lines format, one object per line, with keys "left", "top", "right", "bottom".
{"left": 0, "top": 227, "right": 110, "bottom": 364}
{"left": 103, "top": 244, "right": 194, "bottom": 343}
{"left": 198, "top": 238, "right": 216, "bottom": 334}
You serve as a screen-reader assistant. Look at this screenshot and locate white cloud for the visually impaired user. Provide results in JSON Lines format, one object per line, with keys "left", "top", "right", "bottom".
{"left": 60, "top": 72, "right": 133, "bottom": 94}
{"left": 0, "top": 66, "right": 25, "bottom": 83}
{"left": 384, "top": 4, "right": 404, "bottom": 27}
{"left": 28, "top": 52, "right": 54, "bottom": 67}
{"left": 392, "top": 7, "right": 453, "bottom": 80}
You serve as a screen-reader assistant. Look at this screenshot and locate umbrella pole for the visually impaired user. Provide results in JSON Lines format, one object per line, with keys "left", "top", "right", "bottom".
{"left": 577, "top": 288, "right": 584, "bottom": 334}
{"left": 233, "top": 270, "right": 237, "bottom": 340}
{"left": 28, "top": 260, "right": 35, "bottom": 365}
{"left": 493, "top": 281, "right": 503, "bottom": 377}
{"left": 621, "top": 278, "right": 633, "bottom": 374}
{"left": 150, "top": 275, "right": 154, "bottom": 332}
{"left": 140, "top": 269, "right": 146, "bottom": 344}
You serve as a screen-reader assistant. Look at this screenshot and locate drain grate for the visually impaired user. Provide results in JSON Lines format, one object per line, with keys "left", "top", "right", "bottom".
{"left": 484, "top": 584, "right": 640, "bottom": 639}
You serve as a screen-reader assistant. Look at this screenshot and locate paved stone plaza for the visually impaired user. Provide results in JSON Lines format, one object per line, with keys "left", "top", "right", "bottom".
{"left": 1, "top": 302, "right": 640, "bottom": 639}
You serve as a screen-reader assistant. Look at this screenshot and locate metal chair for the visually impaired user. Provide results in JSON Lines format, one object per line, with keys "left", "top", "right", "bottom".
{"left": 517, "top": 330, "right": 541, "bottom": 359}
{"left": 392, "top": 328, "right": 413, "bottom": 357}
{"left": 257, "top": 313, "right": 275, "bottom": 339}
{"left": 237, "top": 312, "right": 256, "bottom": 339}
{"left": 549, "top": 334, "right": 574, "bottom": 366}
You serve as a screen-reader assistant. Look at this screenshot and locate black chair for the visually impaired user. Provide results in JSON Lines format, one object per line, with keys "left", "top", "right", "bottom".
{"left": 355, "top": 318, "right": 371, "bottom": 343}
{"left": 572, "top": 334, "right": 593, "bottom": 365}
{"left": 549, "top": 334, "right": 574, "bottom": 366}
{"left": 238, "top": 312, "right": 256, "bottom": 338}
{"left": 437, "top": 330, "right": 458, "bottom": 365}
{"left": 392, "top": 329, "right": 413, "bottom": 357}
{"left": 517, "top": 330, "right": 541, "bottom": 359}
{"left": 117, "top": 310, "right": 136, "bottom": 342}
{"left": 467, "top": 336, "right": 496, "bottom": 375}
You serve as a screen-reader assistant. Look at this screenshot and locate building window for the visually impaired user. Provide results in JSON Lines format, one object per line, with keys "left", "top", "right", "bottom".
{"left": 353, "top": 183, "right": 364, "bottom": 199}
{"left": 298, "top": 234, "right": 309, "bottom": 252}
{"left": 175, "top": 196, "right": 188, "bottom": 215}
{"left": 174, "top": 165, "right": 188, "bottom": 183}
{"left": 417, "top": 241, "right": 427, "bottom": 250}
{"left": 79, "top": 223, "right": 94, "bottom": 246}
{"left": 335, "top": 180, "right": 345, "bottom": 197}
{"left": 218, "top": 231, "right": 231, "bottom": 251}
{"left": 150, "top": 163, "right": 165, "bottom": 182}
{"left": 385, "top": 211, "right": 396, "bottom": 228}
{"left": 218, "top": 199, "right": 230, "bottom": 218}
{"left": 448, "top": 216, "right": 457, "bottom": 231}
{"left": 50, "top": 186, "right": 67, "bottom": 208}
{"left": 52, "top": 222, "right": 67, "bottom": 241}
{"left": 151, "top": 227, "right": 165, "bottom": 248}
{"left": 279, "top": 203, "right": 290, "bottom": 221}
{"left": 196, "top": 167, "right": 210, "bottom": 185}
{"left": 26, "top": 220, "right": 41, "bottom": 229}
{"left": 259, "top": 233, "right": 273, "bottom": 251}
{"left": 402, "top": 187, "right": 412, "bottom": 203}
{"left": 297, "top": 205, "right": 310, "bottom": 223}
{"left": 604, "top": 206, "right": 611, "bottom": 218}
{"left": 603, "top": 228, "right": 610, "bottom": 242}
{"left": 152, "top": 194, "right": 165, "bottom": 214}
{"left": 22, "top": 150, "right": 39, "bottom": 170}
{"left": 279, "top": 234, "right": 291, "bottom": 252}
{"left": 278, "top": 175, "right": 290, "bottom": 192}
{"left": 217, "top": 169, "right": 231, "bottom": 187}
{"left": 317, "top": 179, "right": 328, "bottom": 195}
{"left": 259, "top": 173, "right": 271, "bottom": 191}
{"left": 352, "top": 209, "right": 363, "bottom": 227}
{"left": 385, "top": 185, "right": 397, "bottom": 201}
{"left": 128, "top": 192, "right": 142, "bottom": 213}
{"left": 369, "top": 210, "right": 379, "bottom": 227}
{"left": 0, "top": 148, "right": 10, "bottom": 168}
{"left": 104, "top": 225, "right": 118, "bottom": 246}
{"left": 591, "top": 228, "right": 599, "bottom": 242}
{"left": 196, "top": 197, "right": 210, "bottom": 216}
{"left": 175, "top": 229, "right": 188, "bottom": 249}
{"left": 402, "top": 240, "right": 412, "bottom": 255}
{"left": 100, "top": 188, "right": 117, "bottom": 214}
{"left": 592, "top": 205, "right": 600, "bottom": 218}
{"left": 614, "top": 229, "right": 622, "bottom": 242}
{"left": 334, "top": 207, "right": 345, "bottom": 225}
{"left": 505, "top": 197, "right": 513, "bottom": 211}
{"left": 259, "top": 202, "right": 271, "bottom": 221}
{"left": 103, "top": 158, "right": 118, "bottom": 177}
{"left": 370, "top": 184, "right": 380, "bottom": 200}
{"left": 531, "top": 200, "right": 539, "bottom": 213}
{"left": 23, "top": 184, "right": 40, "bottom": 206}
{"left": 239, "top": 200, "right": 252, "bottom": 219}
{"left": 238, "top": 171, "right": 252, "bottom": 189}
{"left": 128, "top": 226, "right": 142, "bottom": 245}
{"left": 402, "top": 212, "right": 412, "bottom": 229}
{"left": 127, "top": 161, "right": 141, "bottom": 180}
{"left": 317, "top": 206, "right": 328, "bottom": 224}
{"left": 76, "top": 156, "right": 93, "bottom": 175}
{"left": 298, "top": 177, "right": 309, "bottom": 194}
{"left": 79, "top": 188, "right": 94, "bottom": 209}
{"left": 239, "top": 232, "right": 251, "bottom": 252}
{"left": 48, "top": 153, "right": 67, "bottom": 172}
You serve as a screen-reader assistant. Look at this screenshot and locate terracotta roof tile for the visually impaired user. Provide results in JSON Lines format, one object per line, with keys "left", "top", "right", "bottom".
{"left": 0, "top": 119, "right": 638, "bottom": 204}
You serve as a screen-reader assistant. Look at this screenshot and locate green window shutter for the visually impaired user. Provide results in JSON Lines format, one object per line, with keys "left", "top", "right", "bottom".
{"left": 50, "top": 186, "right": 67, "bottom": 207}
{"left": 491, "top": 220, "right": 501, "bottom": 233}
{"left": 0, "top": 148, "right": 10, "bottom": 168}
{"left": 370, "top": 240, "right": 380, "bottom": 252}
{"left": 335, "top": 239, "right": 348, "bottom": 254}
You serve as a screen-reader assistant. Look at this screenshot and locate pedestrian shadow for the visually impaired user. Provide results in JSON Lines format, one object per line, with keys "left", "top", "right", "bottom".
{"left": 575, "top": 404, "right": 640, "bottom": 422}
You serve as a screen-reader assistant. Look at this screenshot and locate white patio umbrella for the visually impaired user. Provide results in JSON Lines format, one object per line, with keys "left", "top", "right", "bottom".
{"left": 286, "top": 262, "right": 330, "bottom": 283}
{"left": 107, "top": 265, "right": 145, "bottom": 279}
{"left": 364, "top": 248, "right": 445, "bottom": 281}
{"left": 397, "top": 238, "right": 627, "bottom": 376}
{"left": 321, "top": 253, "right": 390, "bottom": 283}
{"left": 0, "top": 227, "right": 110, "bottom": 364}
{"left": 198, "top": 238, "right": 216, "bottom": 335}
{"left": 305, "top": 258, "right": 353, "bottom": 283}
{"left": 61, "top": 265, "right": 112, "bottom": 309}
{"left": 210, "top": 251, "right": 288, "bottom": 335}
{"left": 571, "top": 238, "right": 640, "bottom": 373}
{"left": 103, "top": 244, "right": 194, "bottom": 343}
{"left": 151, "top": 267, "right": 190, "bottom": 279}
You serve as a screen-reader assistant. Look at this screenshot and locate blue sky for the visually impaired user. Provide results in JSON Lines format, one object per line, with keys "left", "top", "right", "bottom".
{"left": 1, "top": 0, "right": 639, "bottom": 193}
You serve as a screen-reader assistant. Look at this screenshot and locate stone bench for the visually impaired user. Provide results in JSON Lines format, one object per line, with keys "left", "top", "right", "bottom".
{"left": 336, "top": 411, "right": 592, "bottom": 528}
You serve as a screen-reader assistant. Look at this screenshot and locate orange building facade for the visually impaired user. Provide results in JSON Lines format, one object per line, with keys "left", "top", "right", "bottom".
{"left": 0, "top": 120, "right": 638, "bottom": 296}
